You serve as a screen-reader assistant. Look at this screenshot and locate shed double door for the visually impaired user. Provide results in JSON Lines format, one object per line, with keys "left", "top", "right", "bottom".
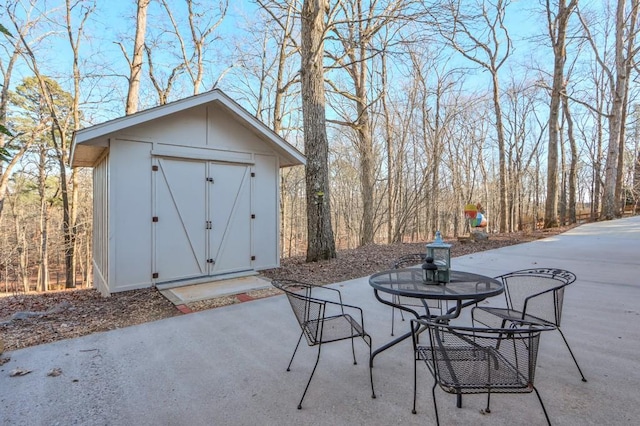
{"left": 153, "top": 157, "right": 252, "bottom": 283}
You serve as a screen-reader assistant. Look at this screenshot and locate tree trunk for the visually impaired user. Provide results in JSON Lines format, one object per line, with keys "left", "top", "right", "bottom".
{"left": 356, "top": 73, "right": 375, "bottom": 246}
{"left": 492, "top": 72, "right": 508, "bottom": 232}
{"left": 37, "top": 144, "right": 49, "bottom": 292}
{"left": 603, "top": 0, "right": 638, "bottom": 219}
{"left": 562, "top": 95, "right": 578, "bottom": 223}
{"left": 545, "top": 0, "right": 577, "bottom": 228}
{"left": 126, "top": 0, "right": 150, "bottom": 115}
{"left": 301, "top": 0, "right": 336, "bottom": 261}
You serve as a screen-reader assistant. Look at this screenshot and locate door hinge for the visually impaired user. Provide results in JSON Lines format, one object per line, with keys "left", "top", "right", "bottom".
{"left": 205, "top": 221, "right": 212, "bottom": 229}
{"left": 251, "top": 172, "right": 255, "bottom": 177}
{"left": 152, "top": 272, "right": 159, "bottom": 279}
{"left": 251, "top": 255, "right": 256, "bottom": 261}
{"left": 206, "top": 177, "right": 214, "bottom": 182}
{"left": 251, "top": 214, "right": 256, "bottom": 219}
{"left": 152, "top": 165, "right": 158, "bottom": 171}
{"left": 206, "top": 259, "right": 215, "bottom": 264}
{"left": 152, "top": 216, "right": 159, "bottom": 222}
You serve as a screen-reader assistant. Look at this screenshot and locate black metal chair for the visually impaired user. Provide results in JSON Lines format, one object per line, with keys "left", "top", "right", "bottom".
{"left": 471, "top": 268, "right": 587, "bottom": 382}
{"left": 389, "top": 254, "right": 445, "bottom": 336}
{"left": 271, "top": 279, "right": 375, "bottom": 409}
{"left": 412, "top": 318, "right": 555, "bottom": 425}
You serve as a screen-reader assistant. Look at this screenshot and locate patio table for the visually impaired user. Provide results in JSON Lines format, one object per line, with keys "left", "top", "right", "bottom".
{"left": 369, "top": 268, "right": 503, "bottom": 365}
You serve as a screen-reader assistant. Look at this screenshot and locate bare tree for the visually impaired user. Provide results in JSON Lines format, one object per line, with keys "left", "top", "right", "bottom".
{"left": 427, "top": 0, "right": 512, "bottom": 232}
{"left": 144, "top": 43, "right": 184, "bottom": 105}
{"left": 124, "top": 0, "right": 150, "bottom": 114}
{"left": 158, "top": 0, "right": 228, "bottom": 95}
{"left": 14, "top": 2, "right": 85, "bottom": 289}
{"left": 327, "top": 0, "right": 413, "bottom": 245}
{"left": 301, "top": 0, "right": 336, "bottom": 261}
{"left": 60, "top": 0, "right": 95, "bottom": 288}
{"left": 579, "top": 0, "right": 640, "bottom": 219}
{"left": 544, "top": 0, "right": 577, "bottom": 227}
{"left": 252, "top": 1, "right": 304, "bottom": 257}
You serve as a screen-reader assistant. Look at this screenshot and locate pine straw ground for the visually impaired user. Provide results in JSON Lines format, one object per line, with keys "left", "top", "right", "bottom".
{"left": 0, "top": 226, "right": 574, "bottom": 353}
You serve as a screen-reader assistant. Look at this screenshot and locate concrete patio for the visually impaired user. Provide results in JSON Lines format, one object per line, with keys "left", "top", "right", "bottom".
{"left": 1, "top": 216, "right": 639, "bottom": 425}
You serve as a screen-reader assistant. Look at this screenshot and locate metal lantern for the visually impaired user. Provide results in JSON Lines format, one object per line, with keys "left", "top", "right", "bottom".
{"left": 426, "top": 231, "right": 451, "bottom": 283}
{"left": 422, "top": 257, "right": 438, "bottom": 283}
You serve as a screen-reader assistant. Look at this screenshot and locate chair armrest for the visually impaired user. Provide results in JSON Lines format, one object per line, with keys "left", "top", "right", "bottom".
{"left": 276, "top": 279, "right": 345, "bottom": 306}
{"left": 472, "top": 306, "right": 557, "bottom": 330}
{"left": 306, "top": 283, "right": 345, "bottom": 306}
{"left": 324, "top": 299, "right": 365, "bottom": 327}
{"left": 471, "top": 305, "right": 516, "bottom": 329}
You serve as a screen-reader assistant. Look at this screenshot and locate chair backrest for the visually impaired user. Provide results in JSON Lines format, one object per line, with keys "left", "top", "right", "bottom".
{"left": 393, "top": 253, "right": 427, "bottom": 269}
{"left": 498, "top": 268, "right": 576, "bottom": 326}
{"left": 271, "top": 279, "right": 326, "bottom": 346}
{"left": 418, "top": 320, "right": 551, "bottom": 393}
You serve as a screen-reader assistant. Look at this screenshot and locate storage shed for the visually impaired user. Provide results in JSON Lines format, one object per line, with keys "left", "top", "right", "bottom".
{"left": 71, "top": 89, "right": 305, "bottom": 295}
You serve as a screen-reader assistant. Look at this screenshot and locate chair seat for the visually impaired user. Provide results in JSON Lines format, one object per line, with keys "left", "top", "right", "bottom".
{"left": 305, "top": 314, "right": 365, "bottom": 344}
{"left": 417, "top": 346, "right": 531, "bottom": 394}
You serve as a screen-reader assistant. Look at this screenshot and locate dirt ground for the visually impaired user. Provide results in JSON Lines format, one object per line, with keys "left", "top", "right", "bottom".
{"left": 0, "top": 227, "right": 573, "bottom": 353}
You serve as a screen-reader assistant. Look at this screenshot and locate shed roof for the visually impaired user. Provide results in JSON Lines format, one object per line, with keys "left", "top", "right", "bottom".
{"left": 70, "top": 89, "right": 306, "bottom": 168}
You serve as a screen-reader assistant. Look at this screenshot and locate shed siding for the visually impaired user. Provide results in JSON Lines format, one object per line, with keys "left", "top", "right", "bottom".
{"left": 110, "top": 139, "right": 153, "bottom": 291}
{"left": 126, "top": 107, "right": 208, "bottom": 146}
{"left": 207, "top": 106, "right": 272, "bottom": 154}
{"left": 92, "top": 154, "right": 109, "bottom": 295}
{"left": 252, "top": 154, "right": 279, "bottom": 270}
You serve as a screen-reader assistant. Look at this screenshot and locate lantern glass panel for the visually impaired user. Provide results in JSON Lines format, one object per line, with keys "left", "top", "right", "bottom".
{"left": 426, "top": 231, "right": 451, "bottom": 283}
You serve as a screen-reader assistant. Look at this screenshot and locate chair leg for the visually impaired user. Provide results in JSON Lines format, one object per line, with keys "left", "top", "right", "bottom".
{"left": 533, "top": 385, "right": 552, "bottom": 426}
{"left": 412, "top": 355, "right": 418, "bottom": 414}
{"left": 287, "top": 332, "right": 305, "bottom": 372}
{"left": 484, "top": 391, "right": 491, "bottom": 413}
{"left": 367, "top": 335, "right": 376, "bottom": 399}
{"left": 350, "top": 335, "right": 357, "bottom": 365}
{"left": 391, "top": 305, "right": 396, "bottom": 336}
{"left": 557, "top": 327, "right": 587, "bottom": 382}
{"left": 431, "top": 381, "right": 440, "bottom": 426}
{"left": 297, "top": 343, "right": 322, "bottom": 409}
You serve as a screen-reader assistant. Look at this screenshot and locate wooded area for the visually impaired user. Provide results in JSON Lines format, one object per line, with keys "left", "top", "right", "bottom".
{"left": 1, "top": 0, "right": 640, "bottom": 294}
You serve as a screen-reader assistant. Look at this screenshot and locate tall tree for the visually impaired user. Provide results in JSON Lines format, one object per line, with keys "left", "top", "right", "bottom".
{"left": 580, "top": 0, "right": 640, "bottom": 219}
{"left": 544, "top": 0, "right": 578, "bottom": 228}
{"left": 63, "top": 0, "right": 95, "bottom": 288}
{"left": 327, "top": 0, "right": 411, "bottom": 245}
{"left": 10, "top": 77, "right": 68, "bottom": 292}
{"left": 428, "top": 0, "right": 512, "bottom": 232}
{"left": 300, "top": 0, "right": 336, "bottom": 261}
{"left": 158, "top": 0, "right": 229, "bottom": 95}
{"left": 124, "top": 0, "right": 150, "bottom": 114}
{"left": 15, "top": 2, "right": 83, "bottom": 289}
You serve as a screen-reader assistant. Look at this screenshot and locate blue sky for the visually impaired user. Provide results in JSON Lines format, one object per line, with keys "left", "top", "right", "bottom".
{"left": 6, "top": 0, "right": 601, "bottom": 128}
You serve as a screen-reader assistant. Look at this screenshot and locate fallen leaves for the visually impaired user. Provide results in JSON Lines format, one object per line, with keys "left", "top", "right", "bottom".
{"left": 0, "top": 226, "right": 576, "bottom": 353}
{"left": 10, "top": 368, "right": 31, "bottom": 377}
{"left": 0, "top": 287, "right": 180, "bottom": 352}
{"left": 47, "top": 367, "right": 63, "bottom": 377}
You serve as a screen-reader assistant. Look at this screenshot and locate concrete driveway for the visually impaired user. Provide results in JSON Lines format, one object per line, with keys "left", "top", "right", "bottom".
{"left": 1, "top": 216, "right": 639, "bottom": 425}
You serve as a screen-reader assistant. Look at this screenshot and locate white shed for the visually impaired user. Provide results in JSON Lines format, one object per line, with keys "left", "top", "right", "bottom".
{"left": 71, "top": 89, "right": 305, "bottom": 295}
